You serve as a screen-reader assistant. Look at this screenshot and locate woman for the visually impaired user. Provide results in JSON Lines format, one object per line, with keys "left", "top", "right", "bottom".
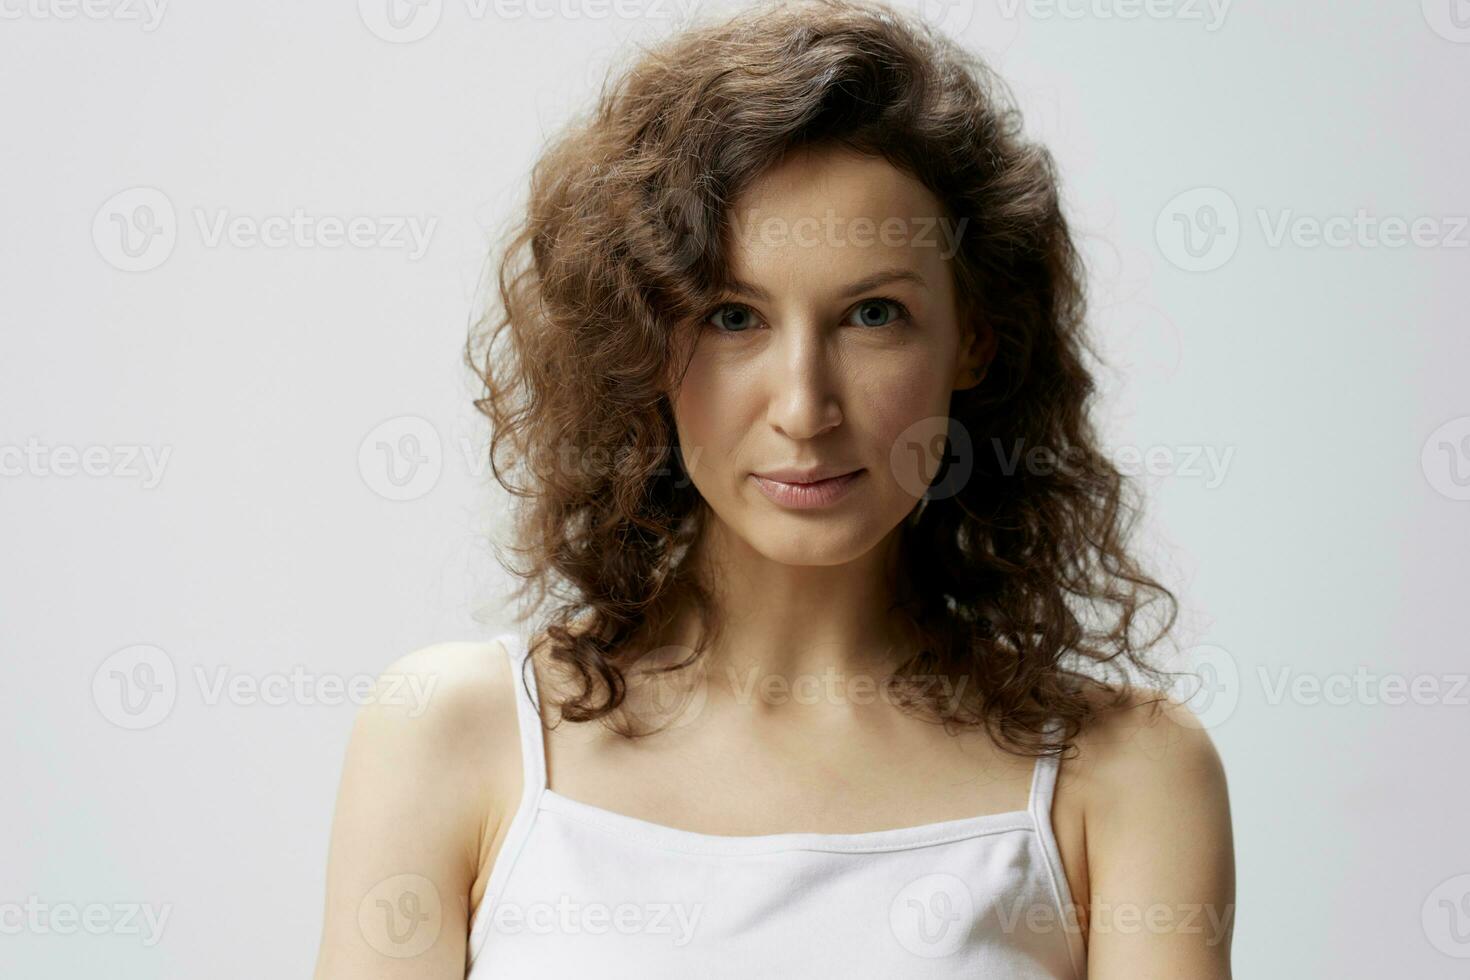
{"left": 314, "top": 1, "right": 1234, "bottom": 976}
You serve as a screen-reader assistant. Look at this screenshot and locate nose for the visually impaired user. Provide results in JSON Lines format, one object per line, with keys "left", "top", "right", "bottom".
{"left": 765, "top": 320, "right": 843, "bottom": 440}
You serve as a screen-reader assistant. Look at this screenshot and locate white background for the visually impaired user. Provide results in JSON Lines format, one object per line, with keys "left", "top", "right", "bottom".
{"left": 2, "top": 0, "right": 1467, "bottom": 976}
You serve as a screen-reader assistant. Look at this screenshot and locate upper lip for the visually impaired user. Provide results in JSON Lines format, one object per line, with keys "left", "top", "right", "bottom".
{"left": 752, "top": 465, "right": 864, "bottom": 485}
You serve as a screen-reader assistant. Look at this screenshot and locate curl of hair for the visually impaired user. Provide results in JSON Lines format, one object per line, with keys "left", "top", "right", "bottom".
{"left": 467, "top": 0, "right": 1186, "bottom": 760}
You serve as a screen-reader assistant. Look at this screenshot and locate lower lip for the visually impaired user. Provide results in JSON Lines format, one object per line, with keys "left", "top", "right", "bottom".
{"left": 751, "top": 470, "right": 865, "bottom": 509}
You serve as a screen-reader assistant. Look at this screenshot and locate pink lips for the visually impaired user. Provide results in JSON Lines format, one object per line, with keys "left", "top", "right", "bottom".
{"left": 750, "top": 469, "right": 865, "bottom": 509}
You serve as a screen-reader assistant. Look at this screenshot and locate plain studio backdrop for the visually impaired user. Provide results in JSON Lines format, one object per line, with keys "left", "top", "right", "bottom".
{"left": 1, "top": 0, "right": 1466, "bottom": 976}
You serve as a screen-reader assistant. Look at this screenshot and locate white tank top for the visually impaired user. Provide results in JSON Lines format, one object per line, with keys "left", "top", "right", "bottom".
{"left": 465, "top": 631, "right": 1087, "bottom": 978}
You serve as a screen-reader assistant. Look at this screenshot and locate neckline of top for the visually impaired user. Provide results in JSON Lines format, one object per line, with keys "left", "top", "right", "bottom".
{"left": 536, "top": 784, "right": 1038, "bottom": 855}
{"left": 497, "top": 629, "right": 1058, "bottom": 856}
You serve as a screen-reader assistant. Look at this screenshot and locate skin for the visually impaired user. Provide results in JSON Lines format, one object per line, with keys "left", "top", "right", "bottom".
{"left": 313, "top": 145, "right": 1235, "bottom": 979}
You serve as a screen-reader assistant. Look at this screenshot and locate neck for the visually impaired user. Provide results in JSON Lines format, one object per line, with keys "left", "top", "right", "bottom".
{"left": 664, "top": 515, "right": 916, "bottom": 694}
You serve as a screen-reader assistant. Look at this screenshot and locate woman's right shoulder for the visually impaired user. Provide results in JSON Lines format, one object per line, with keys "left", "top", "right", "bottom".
{"left": 354, "top": 638, "right": 526, "bottom": 789}
{"left": 313, "top": 639, "right": 529, "bottom": 977}
{"left": 331, "top": 637, "right": 531, "bottom": 849}
{"left": 375, "top": 637, "right": 521, "bottom": 717}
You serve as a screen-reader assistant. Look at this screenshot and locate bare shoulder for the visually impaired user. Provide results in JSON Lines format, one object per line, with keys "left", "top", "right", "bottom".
{"left": 1063, "top": 685, "right": 1236, "bottom": 977}
{"left": 1065, "top": 684, "right": 1229, "bottom": 798}
{"left": 369, "top": 638, "right": 519, "bottom": 731}
{"left": 313, "top": 638, "right": 524, "bottom": 978}
{"left": 350, "top": 639, "right": 522, "bottom": 783}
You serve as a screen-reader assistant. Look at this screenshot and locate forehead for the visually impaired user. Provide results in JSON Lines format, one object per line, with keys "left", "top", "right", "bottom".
{"left": 718, "top": 145, "right": 955, "bottom": 298}
{"left": 737, "top": 145, "right": 945, "bottom": 221}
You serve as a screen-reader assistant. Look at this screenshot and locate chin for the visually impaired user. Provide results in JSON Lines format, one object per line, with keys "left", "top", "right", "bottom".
{"left": 735, "top": 511, "right": 893, "bottom": 567}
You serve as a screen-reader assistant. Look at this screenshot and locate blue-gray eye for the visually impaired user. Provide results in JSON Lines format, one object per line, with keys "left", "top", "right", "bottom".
{"left": 848, "top": 298, "right": 909, "bottom": 328}
{"left": 706, "top": 304, "right": 756, "bottom": 333}
{"left": 704, "top": 297, "right": 911, "bottom": 334}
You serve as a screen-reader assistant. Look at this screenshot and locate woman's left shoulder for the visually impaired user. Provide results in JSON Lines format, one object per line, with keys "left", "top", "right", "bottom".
{"left": 1065, "top": 685, "right": 1229, "bottom": 795}
{"left": 1059, "top": 686, "right": 1236, "bottom": 972}
{"left": 1057, "top": 684, "right": 1234, "bottom": 872}
{"left": 1052, "top": 685, "right": 1233, "bottom": 854}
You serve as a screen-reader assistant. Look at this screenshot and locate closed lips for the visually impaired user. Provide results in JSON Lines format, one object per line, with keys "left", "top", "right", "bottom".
{"left": 753, "top": 468, "right": 863, "bottom": 484}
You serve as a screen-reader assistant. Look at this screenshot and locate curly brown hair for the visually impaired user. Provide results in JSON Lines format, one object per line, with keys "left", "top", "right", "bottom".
{"left": 466, "top": 0, "right": 1185, "bottom": 759}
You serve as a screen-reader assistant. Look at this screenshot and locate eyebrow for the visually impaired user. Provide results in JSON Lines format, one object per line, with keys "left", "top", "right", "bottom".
{"left": 724, "top": 267, "right": 929, "bottom": 303}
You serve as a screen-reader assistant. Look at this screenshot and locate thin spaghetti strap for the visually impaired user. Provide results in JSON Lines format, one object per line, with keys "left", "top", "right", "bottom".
{"left": 466, "top": 633, "right": 549, "bottom": 969}
{"left": 1026, "top": 717, "right": 1064, "bottom": 820}
{"left": 498, "top": 630, "right": 546, "bottom": 797}
{"left": 1027, "top": 716, "right": 1087, "bottom": 979}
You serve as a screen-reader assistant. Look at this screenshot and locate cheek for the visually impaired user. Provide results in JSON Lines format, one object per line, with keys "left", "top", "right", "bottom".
{"left": 858, "top": 345, "right": 954, "bottom": 437}
{"left": 671, "top": 350, "right": 750, "bottom": 468}
{"left": 854, "top": 350, "right": 957, "bottom": 497}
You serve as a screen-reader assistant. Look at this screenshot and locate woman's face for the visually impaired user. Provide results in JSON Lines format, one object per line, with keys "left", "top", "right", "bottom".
{"left": 670, "top": 145, "right": 989, "bottom": 567}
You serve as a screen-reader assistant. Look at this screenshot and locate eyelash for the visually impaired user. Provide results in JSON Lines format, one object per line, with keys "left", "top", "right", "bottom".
{"left": 701, "top": 296, "right": 914, "bottom": 335}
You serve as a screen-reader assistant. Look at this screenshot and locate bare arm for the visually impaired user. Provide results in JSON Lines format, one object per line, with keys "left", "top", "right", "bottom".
{"left": 1079, "top": 691, "right": 1236, "bottom": 979}
{"left": 312, "top": 641, "right": 516, "bottom": 980}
